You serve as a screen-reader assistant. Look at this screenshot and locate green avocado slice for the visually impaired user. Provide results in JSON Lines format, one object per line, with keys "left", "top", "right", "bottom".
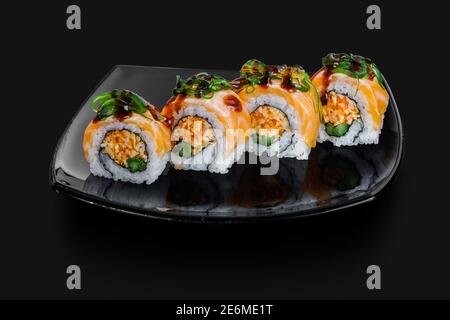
{"left": 325, "top": 123, "right": 350, "bottom": 137}
{"left": 177, "top": 141, "right": 193, "bottom": 158}
{"left": 252, "top": 133, "right": 274, "bottom": 146}
{"left": 126, "top": 157, "right": 147, "bottom": 173}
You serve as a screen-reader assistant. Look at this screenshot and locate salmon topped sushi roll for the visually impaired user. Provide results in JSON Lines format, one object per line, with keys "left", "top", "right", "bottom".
{"left": 83, "top": 89, "right": 172, "bottom": 185}
{"left": 312, "top": 53, "right": 389, "bottom": 146}
{"left": 232, "top": 59, "right": 321, "bottom": 160}
{"left": 161, "top": 73, "right": 251, "bottom": 173}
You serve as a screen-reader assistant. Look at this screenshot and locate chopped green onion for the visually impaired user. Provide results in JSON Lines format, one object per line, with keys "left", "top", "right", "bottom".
{"left": 245, "top": 85, "right": 255, "bottom": 94}
{"left": 322, "top": 53, "right": 384, "bottom": 83}
{"left": 306, "top": 78, "right": 321, "bottom": 117}
{"left": 89, "top": 90, "right": 158, "bottom": 121}
{"left": 173, "top": 73, "right": 232, "bottom": 99}
{"left": 371, "top": 63, "right": 385, "bottom": 88}
{"left": 97, "top": 102, "right": 116, "bottom": 120}
{"left": 234, "top": 60, "right": 313, "bottom": 95}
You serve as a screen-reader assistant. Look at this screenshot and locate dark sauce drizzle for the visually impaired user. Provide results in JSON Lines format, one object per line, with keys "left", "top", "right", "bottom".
{"left": 163, "top": 95, "right": 186, "bottom": 128}
{"left": 320, "top": 68, "right": 333, "bottom": 105}
{"left": 223, "top": 94, "right": 242, "bottom": 112}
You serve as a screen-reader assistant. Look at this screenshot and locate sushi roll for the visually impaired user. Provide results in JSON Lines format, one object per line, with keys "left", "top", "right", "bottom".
{"left": 161, "top": 73, "right": 251, "bottom": 173}
{"left": 83, "top": 89, "right": 172, "bottom": 185}
{"left": 232, "top": 59, "right": 321, "bottom": 160}
{"left": 312, "top": 53, "right": 389, "bottom": 146}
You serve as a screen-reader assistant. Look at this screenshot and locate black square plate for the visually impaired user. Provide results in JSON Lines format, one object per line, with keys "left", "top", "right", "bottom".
{"left": 50, "top": 65, "right": 404, "bottom": 223}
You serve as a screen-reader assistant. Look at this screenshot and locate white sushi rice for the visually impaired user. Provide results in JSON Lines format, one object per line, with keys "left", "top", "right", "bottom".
{"left": 319, "top": 81, "right": 383, "bottom": 146}
{"left": 246, "top": 94, "right": 311, "bottom": 160}
{"left": 169, "top": 106, "right": 246, "bottom": 174}
{"left": 87, "top": 122, "right": 169, "bottom": 185}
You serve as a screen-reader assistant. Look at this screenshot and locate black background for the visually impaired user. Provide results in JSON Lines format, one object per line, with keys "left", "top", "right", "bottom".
{"left": 1, "top": 0, "right": 449, "bottom": 299}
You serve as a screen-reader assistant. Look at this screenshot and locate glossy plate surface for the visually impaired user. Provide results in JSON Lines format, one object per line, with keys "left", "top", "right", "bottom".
{"left": 50, "top": 65, "right": 404, "bottom": 223}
